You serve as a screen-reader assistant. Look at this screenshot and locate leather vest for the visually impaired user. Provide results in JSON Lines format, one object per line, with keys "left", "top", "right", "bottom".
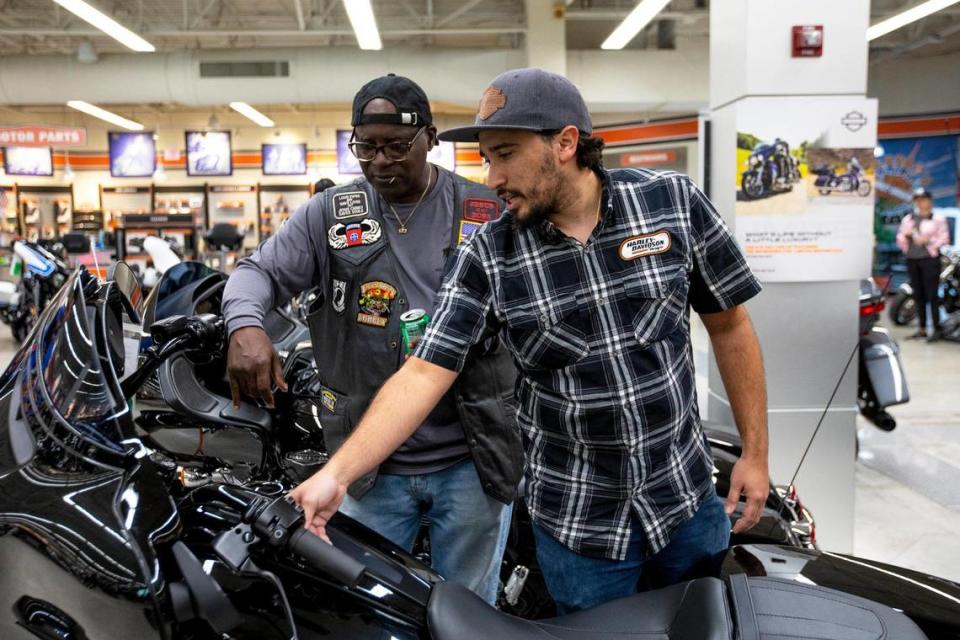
{"left": 307, "top": 171, "right": 522, "bottom": 504}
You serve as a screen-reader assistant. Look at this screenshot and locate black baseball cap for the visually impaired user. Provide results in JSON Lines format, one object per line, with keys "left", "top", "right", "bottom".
{"left": 439, "top": 68, "right": 592, "bottom": 142}
{"left": 351, "top": 74, "right": 433, "bottom": 127}
{"left": 912, "top": 187, "right": 933, "bottom": 200}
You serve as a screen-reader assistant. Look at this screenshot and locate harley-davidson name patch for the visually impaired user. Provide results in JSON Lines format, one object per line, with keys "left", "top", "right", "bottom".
{"left": 619, "top": 230, "right": 672, "bottom": 261}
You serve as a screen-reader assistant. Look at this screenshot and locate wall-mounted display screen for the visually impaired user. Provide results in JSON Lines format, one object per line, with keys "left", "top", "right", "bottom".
{"left": 108, "top": 131, "right": 157, "bottom": 178}
{"left": 336, "top": 130, "right": 363, "bottom": 175}
{"left": 262, "top": 143, "right": 307, "bottom": 175}
{"left": 3, "top": 146, "right": 53, "bottom": 176}
{"left": 186, "top": 130, "right": 232, "bottom": 176}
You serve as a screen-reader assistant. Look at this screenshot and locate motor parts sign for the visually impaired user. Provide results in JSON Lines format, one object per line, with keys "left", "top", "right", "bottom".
{"left": 0, "top": 126, "right": 87, "bottom": 147}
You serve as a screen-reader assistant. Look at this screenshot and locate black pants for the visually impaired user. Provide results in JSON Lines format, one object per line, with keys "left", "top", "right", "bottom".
{"left": 907, "top": 256, "right": 941, "bottom": 331}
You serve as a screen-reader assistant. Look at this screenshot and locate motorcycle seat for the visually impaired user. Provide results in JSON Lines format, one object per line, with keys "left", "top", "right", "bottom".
{"left": 427, "top": 575, "right": 929, "bottom": 640}
{"left": 427, "top": 577, "right": 731, "bottom": 640}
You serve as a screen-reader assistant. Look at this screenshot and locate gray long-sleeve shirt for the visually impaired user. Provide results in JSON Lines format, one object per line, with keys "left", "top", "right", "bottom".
{"left": 222, "top": 168, "right": 471, "bottom": 473}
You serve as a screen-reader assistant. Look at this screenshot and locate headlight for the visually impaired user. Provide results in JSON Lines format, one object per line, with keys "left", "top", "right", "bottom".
{"left": 749, "top": 154, "right": 762, "bottom": 166}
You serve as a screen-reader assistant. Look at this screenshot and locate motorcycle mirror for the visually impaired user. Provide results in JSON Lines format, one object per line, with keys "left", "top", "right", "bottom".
{"left": 107, "top": 261, "right": 145, "bottom": 319}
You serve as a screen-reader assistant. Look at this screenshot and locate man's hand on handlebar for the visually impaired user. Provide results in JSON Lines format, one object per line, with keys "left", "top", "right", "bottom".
{"left": 289, "top": 469, "right": 346, "bottom": 543}
{"left": 227, "top": 326, "right": 288, "bottom": 408}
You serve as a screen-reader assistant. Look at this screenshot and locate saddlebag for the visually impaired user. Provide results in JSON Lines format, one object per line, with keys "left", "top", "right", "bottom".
{"left": 860, "top": 327, "right": 910, "bottom": 407}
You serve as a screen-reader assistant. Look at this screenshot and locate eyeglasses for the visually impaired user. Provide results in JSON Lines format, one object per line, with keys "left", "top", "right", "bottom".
{"left": 349, "top": 127, "right": 426, "bottom": 163}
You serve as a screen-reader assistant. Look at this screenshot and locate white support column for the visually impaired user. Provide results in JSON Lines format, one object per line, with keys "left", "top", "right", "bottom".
{"left": 525, "top": 0, "right": 566, "bottom": 75}
{"left": 707, "top": 0, "right": 874, "bottom": 552}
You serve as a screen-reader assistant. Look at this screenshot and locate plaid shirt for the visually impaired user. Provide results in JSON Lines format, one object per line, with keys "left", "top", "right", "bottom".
{"left": 414, "top": 168, "right": 762, "bottom": 560}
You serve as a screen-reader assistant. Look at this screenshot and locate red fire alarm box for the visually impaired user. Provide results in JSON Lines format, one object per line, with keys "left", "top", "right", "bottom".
{"left": 792, "top": 25, "right": 823, "bottom": 57}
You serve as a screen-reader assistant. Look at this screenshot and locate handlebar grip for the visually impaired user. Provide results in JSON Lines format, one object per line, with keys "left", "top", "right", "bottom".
{"left": 287, "top": 528, "right": 366, "bottom": 588}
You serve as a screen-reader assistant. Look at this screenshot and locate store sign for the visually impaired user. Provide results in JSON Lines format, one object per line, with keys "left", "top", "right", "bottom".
{"left": 620, "top": 149, "right": 678, "bottom": 167}
{"left": 0, "top": 125, "right": 87, "bottom": 147}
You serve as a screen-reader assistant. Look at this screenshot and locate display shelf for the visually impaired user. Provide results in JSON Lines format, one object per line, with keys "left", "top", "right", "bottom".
{"left": 259, "top": 183, "right": 310, "bottom": 242}
{"left": 99, "top": 185, "right": 152, "bottom": 234}
{"left": 17, "top": 185, "right": 74, "bottom": 240}
{"left": 153, "top": 184, "right": 206, "bottom": 229}
{"left": 118, "top": 212, "right": 197, "bottom": 266}
{"left": 206, "top": 184, "right": 259, "bottom": 251}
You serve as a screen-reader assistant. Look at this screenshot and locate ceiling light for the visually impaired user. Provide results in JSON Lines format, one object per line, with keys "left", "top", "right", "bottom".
{"left": 601, "top": 0, "right": 672, "bottom": 50}
{"left": 867, "top": 0, "right": 960, "bottom": 41}
{"left": 343, "top": 0, "right": 382, "bottom": 50}
{"left": 67, "top": 100, "right": 144, "bottom": 130}
{"left": 52, "top": 0, "right": 155, "bottom": 52}
{"left": 229, "top": 102, "right": 275, "bottom": 128}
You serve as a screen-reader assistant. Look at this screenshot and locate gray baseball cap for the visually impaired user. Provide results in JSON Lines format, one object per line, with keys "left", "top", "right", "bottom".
{"left": 438, "top": 68, "right": 592, "bottom": 142}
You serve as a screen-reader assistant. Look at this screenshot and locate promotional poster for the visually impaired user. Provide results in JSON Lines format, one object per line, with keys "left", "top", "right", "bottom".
{"left": 262, "top": 143, "right": 307, "bottom": 175}
{"left": 186, "top": 130, "right": 232, "bottom": 176}
{"left": 336, "top": 130, "right": 362, "bottom": 175}
{"left": 109, "top": 131, "right": 157, "bottom": 178}
{"left": 734, "top": 96, "right": 878, "bottom": 282}
{"left": 2, "top": 146, "right": 53, "bottom": 176}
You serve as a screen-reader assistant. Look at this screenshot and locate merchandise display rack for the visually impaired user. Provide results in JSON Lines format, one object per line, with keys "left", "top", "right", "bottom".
{"left": 99, "top": 185, "right": 153, "bottom": 235}
{"left": 258, "top": 183, "right": 311, "bottom": 242}
{"left": 17, "top": 184, "right": 74, "bottom": 240}
{"left": 206, "top": 183, "right": 259, "bottom": 251}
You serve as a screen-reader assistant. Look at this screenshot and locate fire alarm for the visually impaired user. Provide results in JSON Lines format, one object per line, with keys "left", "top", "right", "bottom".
{"left": 792, "top": 25, "right": 823, "bottom": 57}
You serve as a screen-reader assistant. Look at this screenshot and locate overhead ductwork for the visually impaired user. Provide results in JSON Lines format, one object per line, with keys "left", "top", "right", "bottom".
{"left": 0, "top": 44, "right": 709, "bottom": 114}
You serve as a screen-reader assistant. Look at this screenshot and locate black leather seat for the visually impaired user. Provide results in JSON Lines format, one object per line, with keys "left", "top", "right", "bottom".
{"left": 428, "top": 577, "right": 731, "bottom": 640}
{"left": 427, "top": 575, "right": 929, "bottom": 640}
{"left": 204, "top": 223, "right": 244, "bottom": 251}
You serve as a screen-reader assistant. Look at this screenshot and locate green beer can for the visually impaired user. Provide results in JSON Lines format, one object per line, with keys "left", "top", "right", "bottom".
{"left": 400, "top": 309, "right": 430, "bottom": 354}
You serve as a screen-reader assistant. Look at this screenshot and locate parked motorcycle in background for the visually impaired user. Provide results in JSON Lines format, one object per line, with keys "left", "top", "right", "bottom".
{"left": 858, "top": 277, "right": 910, "bottom": 431}
{"left": 813, "top": 156, "right": 872, "bottom": 196}
{"left": 0, "top": 240, "right": 70, "bottom": 341}
{"left": 888, "top": 250, "right": 960, "bottom": 326}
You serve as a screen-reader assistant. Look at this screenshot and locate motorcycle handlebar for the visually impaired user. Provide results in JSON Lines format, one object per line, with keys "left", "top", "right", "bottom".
{"left": 245, "top": 495, "right": 367, "bottom": 589}
{"left": 286, "top": 527, "right": 366, "bottom": 589}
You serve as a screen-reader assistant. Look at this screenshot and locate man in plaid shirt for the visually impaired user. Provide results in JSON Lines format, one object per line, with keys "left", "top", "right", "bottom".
{"left": 293, "top": 68, "right": 768, "bottom": 612}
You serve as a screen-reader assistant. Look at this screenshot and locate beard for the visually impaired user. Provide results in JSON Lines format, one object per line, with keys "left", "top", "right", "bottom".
{"left": 509, "top": 150, "right": 565, "bottom": 231}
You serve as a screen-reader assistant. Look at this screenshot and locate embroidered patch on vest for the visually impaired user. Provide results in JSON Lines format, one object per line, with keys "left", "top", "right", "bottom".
{"left": 333, "top": 191, "right": 369, "bottom": 219}
{"left": 357, "top": 281, "right": 397, "bottom": 327}
{"left": 328, "top": 218, "right": 382, "bottom": 249}
{"left": 320, "top": 388, "right": 337, "bottom": 412}
{"left": 331, "top": 279, "right": 347, "bottom": 313}
{"left": 619, "top": 230, "right": 672, "bottom": 261}
{"left": 458, "top": 220, "right": 481, "bottom": 243}
{"left": 463, "top": 197, "right": 499, "bottom": 223}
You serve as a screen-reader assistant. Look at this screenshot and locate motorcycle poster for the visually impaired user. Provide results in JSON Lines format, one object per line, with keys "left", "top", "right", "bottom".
{"left": 733, "top": 96, "right": 878, "bottom": 282}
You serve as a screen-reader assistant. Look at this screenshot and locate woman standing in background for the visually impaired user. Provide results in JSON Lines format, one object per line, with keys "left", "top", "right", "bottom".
{"left": 897, "top": 188, "right": 951, "bottom": 342}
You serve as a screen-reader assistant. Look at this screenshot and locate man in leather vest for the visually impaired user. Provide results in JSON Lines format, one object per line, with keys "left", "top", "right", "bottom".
{"left": 222, "top": 74, "right": 522, "bottom": 604}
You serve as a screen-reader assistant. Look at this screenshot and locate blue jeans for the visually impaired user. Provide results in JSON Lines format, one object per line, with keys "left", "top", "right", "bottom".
{"left": 340, "top": 458, "right": 512, "bottom": 605}
{"left": 532, "top": 492, "right": 731, "bottom": 614}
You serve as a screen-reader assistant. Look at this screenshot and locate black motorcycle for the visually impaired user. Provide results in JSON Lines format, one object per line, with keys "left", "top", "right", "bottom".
{"left": 889, "top": 251, "right": 960, "bottom": 326}
{"left": 0, "top": 264, "right": 952, "bottom": 639}
{"left": 858, "top": 278, "right": 910, "bottom": 431}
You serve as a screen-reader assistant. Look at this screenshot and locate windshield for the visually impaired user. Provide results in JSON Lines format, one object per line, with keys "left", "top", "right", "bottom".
{"left": 25, "top": 269, "right": 131, "bottom": 457}
{"left": 141, "top": 261, "right": 222, "bottom": 327}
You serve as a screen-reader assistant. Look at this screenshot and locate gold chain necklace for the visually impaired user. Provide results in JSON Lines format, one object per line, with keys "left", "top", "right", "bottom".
{"left": 384, "top": 166, "right": 433, "bottom": 235}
